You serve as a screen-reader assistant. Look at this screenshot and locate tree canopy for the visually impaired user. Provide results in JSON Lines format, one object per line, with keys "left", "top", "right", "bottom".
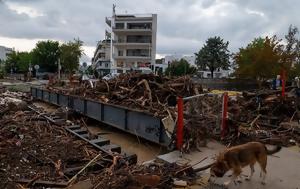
{"left": 195, "top": 36, "right": 231, "bottom": 78}
{"left": 60, "top": 38, "right": 84, "bottom": 73}
{"left": 165, "top": 59, "right": 196, "bottom": 76}
{"left": 283, "top": 25, "right": 300, "bottom": 79}
{"left": 4, "top": 39, "right": 84, "bottom": 74}
{"left": 234, "top": 36, "right": 283, "bottom": 81}
{"left": 5, "top": 51, "right": 33, "bottom": 73}
{"left": 31, "top": 40, "right": 60, "bottom": 73}
{"left": 234, "top": 25, "right": 300, "bottom": 81}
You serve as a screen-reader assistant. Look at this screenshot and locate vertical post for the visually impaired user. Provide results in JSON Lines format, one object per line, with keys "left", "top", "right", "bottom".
{"left": 110, "top": 4, "right": 116, "bottom": 74}
{"left": 281, "top": 70, "right": 286, "bottom": 97}
{"left": 177, "top": 97, "right": 184, "bottom": 150}
{"left": 221, "top": 92, "right": 228, "bottom": 139}
{"left": 58, "top": 59, "right": 61, "bottom": 80}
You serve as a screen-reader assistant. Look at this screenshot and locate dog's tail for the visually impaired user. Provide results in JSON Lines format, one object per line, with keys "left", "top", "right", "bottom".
{"left": 265, "top": 145, "right": 282, "bottom": 155}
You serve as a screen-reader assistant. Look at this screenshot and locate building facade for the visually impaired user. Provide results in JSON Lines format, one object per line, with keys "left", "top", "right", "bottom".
{"left": 197, "top": 69, "right": 232, "bottom": 78}
{"left": 92, "top": 40, "right": 111, "bottom": 77}
{"left": 0, "top": 45, "right": 13, "bottom": 62}
{"left": 106, "top": 11, "right": 157, "bottom": 73}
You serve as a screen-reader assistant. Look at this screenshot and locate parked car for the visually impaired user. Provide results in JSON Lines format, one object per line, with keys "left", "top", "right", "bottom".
{"left": 102, "top": 73, "right": 120, "bottom": 80}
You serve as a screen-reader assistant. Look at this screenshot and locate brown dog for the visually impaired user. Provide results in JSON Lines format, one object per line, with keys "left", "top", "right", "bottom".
{"left": 210, "top": 142, "right": 281, "bottom": 187}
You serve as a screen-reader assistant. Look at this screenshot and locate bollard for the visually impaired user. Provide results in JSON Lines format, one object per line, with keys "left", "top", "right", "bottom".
{"left": 221, "top": 92, "right": 228, "bottom": 139}
{"left": 177, "top": 97, "right": 184, "bottom": 150}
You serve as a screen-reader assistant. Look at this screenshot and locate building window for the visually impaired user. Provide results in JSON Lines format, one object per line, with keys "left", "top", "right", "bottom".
{"left": 118, "top": 50, "right": 123, "bottom": 56}
{"left": 115, "top": 23, "right": 124, "bottom": 29}
{"left": 127, "top": 23, "right": 151, "bottom": 29}
{"left": 127, "top": 49, "right": 150, "bottom": 57}
{"left": 127, "top": 35, "right": 151, "bottom": 43}
{"left": 105, "top": 63, "right": 109, "bottom": 68}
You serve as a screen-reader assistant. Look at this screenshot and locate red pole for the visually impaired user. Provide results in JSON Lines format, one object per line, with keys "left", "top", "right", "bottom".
{"left": 281, "top": 70, "right": 286, "bottom": 97}
{"left": 221, "top": 92, "right": 228, "bottom": 139}
{"left": 177, "top": 97, "right": 184, "bottom": 150}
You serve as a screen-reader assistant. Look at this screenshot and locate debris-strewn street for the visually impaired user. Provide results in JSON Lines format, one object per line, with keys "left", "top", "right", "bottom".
{"left": 2, "top": 3, "right": 300, "bottom": 187}
{"left": 46, "top": 74, "right": 300, "bottom": 151}
{"left": 1, "top": 73, "right": 300, "bottom": 188}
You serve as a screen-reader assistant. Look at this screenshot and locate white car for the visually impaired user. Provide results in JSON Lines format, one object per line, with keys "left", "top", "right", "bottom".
{"left": 102, "top": 73, "right": 120, "bottom": 80}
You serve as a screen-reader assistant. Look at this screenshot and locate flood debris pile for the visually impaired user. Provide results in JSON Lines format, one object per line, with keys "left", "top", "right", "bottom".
{"left": 48, "top": 73, "right": 202, "bottom": 117}
{"left": 91, "top": 161, "right": 198, "bottom": 189}
{"left": 181, "top": 88, "right": 300, "bottom": 150}
{"left": 226, "top": 89, "right": 300, "bottom": 146}
{"left": 44, "top": 73, "right": 300, "bottom": 150}
{"left": 182, "top": 95, "right": 222, "bottom": 152}
{"left": 0, "top": 92, "right": 124, "bottom": 188}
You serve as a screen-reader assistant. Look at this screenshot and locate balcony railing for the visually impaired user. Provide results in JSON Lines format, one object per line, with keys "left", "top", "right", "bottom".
{"left": 114, "top": 37, "right": 151, "bottom": 43}
{"left": 113, "top": 54, "right": 151, "bottom": 60}
{"left": 105, "top": 17, "right": 111, "bottom": 26}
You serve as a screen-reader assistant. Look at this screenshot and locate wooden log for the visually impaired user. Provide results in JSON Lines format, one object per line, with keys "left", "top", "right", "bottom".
{"left": 15, "top": 179, "right": 68, "bottom": 188}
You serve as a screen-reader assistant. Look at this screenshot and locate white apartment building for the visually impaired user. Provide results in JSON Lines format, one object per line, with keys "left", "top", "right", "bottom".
{"left": 106, "top": 7, "right": 157, "bottom": 73}
{"left": 92, "top": 39, "right": 111, "bottom": 76}
{"left": 0, "top": 45, "right": 13, "bottom": 62}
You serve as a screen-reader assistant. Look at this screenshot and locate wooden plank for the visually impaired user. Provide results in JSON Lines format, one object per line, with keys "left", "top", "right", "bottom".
{"left": 15, "top": 179, "right": 68, "bottom": 187}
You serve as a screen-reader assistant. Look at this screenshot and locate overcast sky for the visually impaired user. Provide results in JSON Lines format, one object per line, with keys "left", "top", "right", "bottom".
{"left": 0, "top": 0, "right": 299, "bottom": 63}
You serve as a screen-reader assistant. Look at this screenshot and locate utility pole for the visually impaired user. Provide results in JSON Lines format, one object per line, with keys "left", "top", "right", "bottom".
{"left": 110, "top": 4, "right": 116, "bottom": 74}
{"left": 58, "top": 59, "right": 61, "bottom": 80}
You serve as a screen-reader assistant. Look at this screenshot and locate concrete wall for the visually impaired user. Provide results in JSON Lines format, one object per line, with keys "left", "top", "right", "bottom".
{"left": 193, "top": 78, "right": 258, "bottom": 91}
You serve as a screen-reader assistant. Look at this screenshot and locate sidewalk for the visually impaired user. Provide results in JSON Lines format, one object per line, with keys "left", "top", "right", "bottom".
{"left": 157, "top": 141, "right": 300, "bottom": 189}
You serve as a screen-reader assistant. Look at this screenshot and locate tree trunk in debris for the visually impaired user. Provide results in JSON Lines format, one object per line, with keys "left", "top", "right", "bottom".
{"left": 210, "top": 69, "right": 214, "bottom": 78}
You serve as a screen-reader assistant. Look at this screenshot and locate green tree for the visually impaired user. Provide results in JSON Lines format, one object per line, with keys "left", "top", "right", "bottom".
{"left": 18, "top": 52, "right": 33, "bottom": 72}
{"left": 195, "top": 36, "right": 231, "bottom": 78}
{"left": 60, "top": 38, "right": 84, "bottom": 73}
{"left": 165, "top": 59, "right": 196, "bottom": 76}
{"left": 4, "top": 51, "right": 32, "bottom": 73}
{"left": 31, "top": 40, "right": 60, "bottom": 73}
{"left": 281, "top": 25, "right": 299, "bottom": 75}
{"left": 283, "top": 25, "right": 300, "bottom": 79}
{"left": 234, "top": 36, "right": 282, "bottom": 83}
{"left": 4, "top": 50, "right": 19, "bottom": 73}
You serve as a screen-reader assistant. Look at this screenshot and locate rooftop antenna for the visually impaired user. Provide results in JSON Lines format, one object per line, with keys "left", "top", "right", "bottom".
{"left": 113, "top": 4, "right": 116, "bottom": 16}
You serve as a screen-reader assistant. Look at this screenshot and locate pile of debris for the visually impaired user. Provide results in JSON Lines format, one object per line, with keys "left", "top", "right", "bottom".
{"left": 0, "top": 91, "right": 29, "bottom": 116}
{"left": 226, "top": 89, "right": 300, "bottom": 146}
{"left": 48, "top": 73, "right": 202, "bottom": 117}
{"left": 0, "top": 92, "right": 118, "bottom": 188}
{"left": 45, "top": 73, "right": 300, "bottom": 150}
{"left": 1, "top": 90, "right": 210, "bottom": 189}
{"left": 182, "top": 95, "right": 222, "bottom": 152}
{"left": 91, "top": 160, "right": 210, "bottom": 189}
{"left": 181, "top": 88, "right": 300, "bottom": 151}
